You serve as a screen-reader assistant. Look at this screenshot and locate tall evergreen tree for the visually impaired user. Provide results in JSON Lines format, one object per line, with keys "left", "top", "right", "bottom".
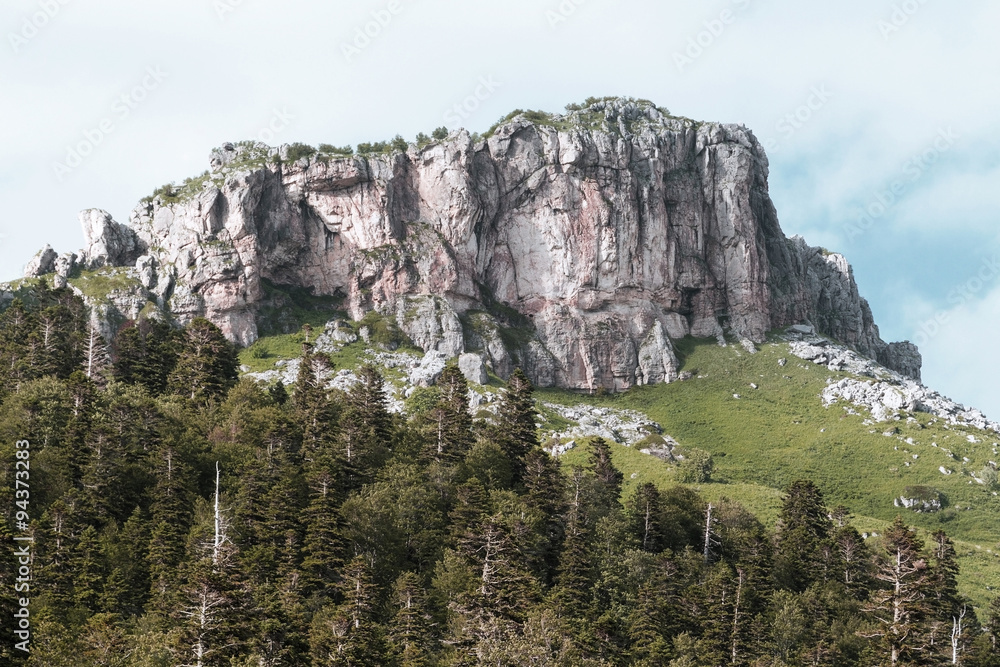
{"left": 774, "top": 480, "right": 833, "bottom": 592}
{"left": 862, "top": 517, "right": 933, "bottom": 666}
{"left": 588, "top": 438, "right": 624, "bottom": 517}
{"left": 388, "top": 571, "right": 435, "bottom": 667}
{"left": 168, "top": 318, "right": 239, "bottom": 403}
{"left": 492, "top": 368, "right": 538, "bottom": 482}
{"left": 338, "top": 365, "right": 391, "bottom": 490}
{"left": 628, "top": 483, "right": 664, "bottom": 553}
{"left": 293, "top": 343, "right": 337, "bottom": 459}
{"left": 309, "top": 556, "right": 387, "bottom": 666}
{"left": 427, "top": 365, "right": 473, "bottom": 464}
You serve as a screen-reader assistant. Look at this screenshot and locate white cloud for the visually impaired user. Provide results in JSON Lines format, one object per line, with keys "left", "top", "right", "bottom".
{"left": 918, "top": 283, "right": 1000, "bottom": 421}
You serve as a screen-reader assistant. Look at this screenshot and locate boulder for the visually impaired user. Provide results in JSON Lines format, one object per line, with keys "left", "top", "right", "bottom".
{"left": 459, "top": 352, "right": 489, "bottom": 385}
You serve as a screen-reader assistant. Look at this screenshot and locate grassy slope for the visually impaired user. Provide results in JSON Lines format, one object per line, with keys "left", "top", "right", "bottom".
{"left": 543, "top": 337, "right": 1000, "bottom": 612}
{"left": 215, "top": 303, "right": 1000, "bottom": 613}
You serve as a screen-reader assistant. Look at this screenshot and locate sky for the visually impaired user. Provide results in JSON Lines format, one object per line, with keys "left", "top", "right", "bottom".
{"left": 1, "top": 0, "right": 998, "bottom": 416}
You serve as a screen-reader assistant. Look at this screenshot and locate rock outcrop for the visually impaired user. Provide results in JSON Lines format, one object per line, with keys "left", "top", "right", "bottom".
{"left": 24, "top": 245, "right": 58, "bottom": 278}
{"left": 784, "top": 327, "right": 993, "bottom": 431}
{"left": 22, "top": 98, "right": 921, "bottom": 389}
{"left": 79, "top": 209, "right": 145, "bottom": 269}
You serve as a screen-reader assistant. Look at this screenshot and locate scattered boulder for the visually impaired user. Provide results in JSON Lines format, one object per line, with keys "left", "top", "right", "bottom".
{"left": 409, "top": 349, "right": 448, "bottom": 387}
{"left": 459, "top": 352, "right": 488, "bottom": 385}
{"left": 894, "top": 487, "right": 942, "bottom": 513}
{"left": 315, "top": 320, "right": 358, "bottom": 353}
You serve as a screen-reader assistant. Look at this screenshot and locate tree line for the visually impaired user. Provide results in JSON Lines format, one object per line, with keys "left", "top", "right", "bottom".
{"left": 1, "top": 280, "right": 999, "bottom": 666}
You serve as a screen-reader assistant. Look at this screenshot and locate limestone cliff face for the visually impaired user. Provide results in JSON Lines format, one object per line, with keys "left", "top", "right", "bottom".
{"left": 27, "top": 99, "right": 921, "bottom": 388}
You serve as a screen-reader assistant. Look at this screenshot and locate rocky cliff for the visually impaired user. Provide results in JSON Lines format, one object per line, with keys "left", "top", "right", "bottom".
{"left": 20, "top": 98, "right": 921, "bottom": 389}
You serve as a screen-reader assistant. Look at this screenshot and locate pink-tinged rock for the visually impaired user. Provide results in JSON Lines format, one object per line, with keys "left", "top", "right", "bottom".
{"left": 66, "top": 99, "right": 920, "bottom": 389}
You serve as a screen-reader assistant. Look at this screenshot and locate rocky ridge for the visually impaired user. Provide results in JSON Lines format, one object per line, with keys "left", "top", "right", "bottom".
{"left": 785, "top": 327, "right": 997, "bottom": 432}
{"left": 17, "top": 98, "right": 920, "bottom": 391}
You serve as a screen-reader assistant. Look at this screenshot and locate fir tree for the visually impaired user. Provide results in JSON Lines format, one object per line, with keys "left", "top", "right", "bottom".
{"left": 428, "top": 365, "right": 473, "bottom": 464}
{"left": 628, "top": 483, "right": 664, "bottom": 553}
{"left": 70, "top": 525, "right": 106, "bottom": 612}
{"left": 388, "top": 571, "right": 436, "bottom": 666}
{"left": 293, "top": 343, "right": 336, "bottom": 459}
{"left": 168, "top": 318, "right": 239, "bottom": 403}
{"left": 309, "top": 556, "right": 387, "bottom": 666}
{"left": 588, "top": 438, "right": 624, "bottom": 517}
{"left": 862, "top": 517, "right": 933, "bottom": 666}
{"left": 492, "top": 368, "right": 538, "bottom": 481}
{"left": 301, "top": 456, "right": 348, "bottom": 596}
{"left": 773, "top": 480, "right": 833, "bottom": 592}
{"left": 338, "top": 364, "right": 391, "bottom": 490}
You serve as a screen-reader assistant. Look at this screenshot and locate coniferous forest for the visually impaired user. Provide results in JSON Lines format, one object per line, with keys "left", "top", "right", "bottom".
{"left": 3, "top": 281, "right": 1000, "bottom": 666}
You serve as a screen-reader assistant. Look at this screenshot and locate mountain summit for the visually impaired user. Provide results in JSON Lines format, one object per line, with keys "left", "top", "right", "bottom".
{"left": 17, "top": 97, "right": 919, "bottom": 390}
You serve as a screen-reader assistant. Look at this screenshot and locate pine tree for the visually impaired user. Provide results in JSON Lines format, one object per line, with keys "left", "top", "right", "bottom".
{"left": 628, "top": 483, "right": 664, "bottom": 553}
{"left": 293, "top": 343, "right": 336, "bottom": 459}
{"left": 629, "top": 574, "right": 675, "bottom": 666}
{"left": 34, "top": 497, "right": 80, "bottom": 612}
{"left": 428, "top": 365, "right": 473, "bottom": 464}
{"left": 113, "top": 319, "right": 180, "bottom": 395}
{"left": 338, "top": 365, "right": 391, "bottom": 490}
{"left": 522, "top": 448, "right": 567, "bottom": 581}
{"left": 101, "top": 508, "right": 151, "bottom": 617}
{"left": 773, "top": 480, "right": 833, "bottom": 592}
{"left": 168, "top": 318, "right": 239, "bottom": 403}
{"left": 492, "top": 368, "right": 538, "bottom": 482}
{"left": 588, "top": 438, "right": 624, "bottom": 517}
{"left": 269, "top": 380, "right": 289, "bottom": 406}
{"left": 174, "top": 465, "right": 251, "bottom": 666}
{"left": 550, "top": 505, "right": 593, "bottom": 619}
{"left": 70, "top": 525, "right": 106, "bottom": 612}
{"left": 147, "top": 445, "right": 195, "bottom": 614}
{"left": 309, "top": 556, "right": 387, "bottom": 666}
{"left": 862, "top": 516, "right": 933, "bottom": 666}
{"left": 0, "top": 298, "right": 35, "bottom": 396}
{"left": 927, "top": 530, "right": 970, "bottom": 664}
{"left": 301, "top": 456, "right": 348, "bottom": 596}
{"left": 388, "top": 571, "right": 435, "bottom": 666}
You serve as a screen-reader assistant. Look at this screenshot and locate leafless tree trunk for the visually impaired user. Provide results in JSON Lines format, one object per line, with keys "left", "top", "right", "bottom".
{"left": 951, "top": 605, "right": 966, "bottom": 665}
{"left": 703, "top": 503, "right": 715, "bottom": 563}
{"left": 731, "top": 567, "right": 744, "bottom": 665}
